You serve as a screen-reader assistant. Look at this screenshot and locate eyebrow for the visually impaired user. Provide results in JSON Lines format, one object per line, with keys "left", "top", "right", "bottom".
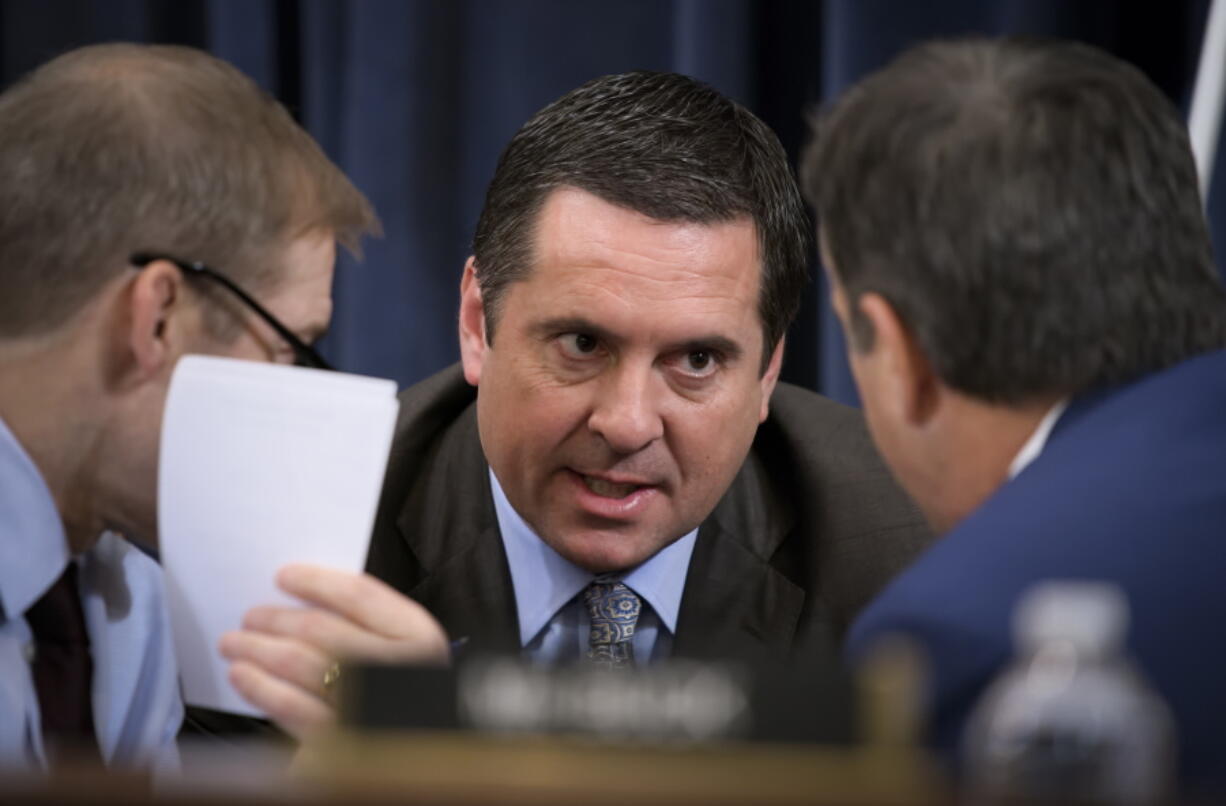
{"left": 676, "top": 335, "right": 743, "bottom": 362}
{"left": 532, "top": 316, "right": 744, "bottom": 362}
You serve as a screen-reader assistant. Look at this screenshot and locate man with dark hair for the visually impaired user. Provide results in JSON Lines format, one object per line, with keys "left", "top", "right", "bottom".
{"left": 366, "top": 71, "right": 929, "bottom": 669}
{"left": 0, "top": 43, "right": 447, "bottom": 768}
{"left": 803, "top": 37, "right": 1226, "bottom": 789}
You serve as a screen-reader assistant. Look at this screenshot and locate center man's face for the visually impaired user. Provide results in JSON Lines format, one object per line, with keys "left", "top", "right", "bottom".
{"left": 460, "top": 188, "right": 783, "bottom": 573}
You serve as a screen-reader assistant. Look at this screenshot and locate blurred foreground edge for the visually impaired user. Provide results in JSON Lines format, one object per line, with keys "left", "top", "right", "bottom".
{"left": 296, "top": 647, "right": 947, "bottom": 805}
{"left": 0, "top": 644, "right": 948, "bottom": 804}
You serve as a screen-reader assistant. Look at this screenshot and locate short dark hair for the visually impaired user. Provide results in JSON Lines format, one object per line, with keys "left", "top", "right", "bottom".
{"left": 473, "top": 71, "right": 810, "bottom": 370}
{"left": 803, "top": 37, "right": 1226, "bottom": 404}
{"left": 0, "top": 43, "right": 379, "bottom": 339}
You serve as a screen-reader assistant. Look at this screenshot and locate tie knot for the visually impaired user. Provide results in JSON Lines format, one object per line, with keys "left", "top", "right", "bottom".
{"left": 583, "top": 580, "right": 641, "bottom": 669}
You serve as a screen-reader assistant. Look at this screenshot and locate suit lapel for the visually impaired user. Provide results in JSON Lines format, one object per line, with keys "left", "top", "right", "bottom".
{"left": 398, "top": 403, "right": 810, "bottom": 662}
{"left": 406, "top": 525, "right": 521, "bottom": 656}
{"left": 673, "top": 447, "right": 806, "bottom": 664}
{"left": 392, "top": 403, "right": 520, "bottom": 655}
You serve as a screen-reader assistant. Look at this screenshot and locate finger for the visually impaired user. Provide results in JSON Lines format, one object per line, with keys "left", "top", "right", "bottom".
{"left": 228, "top": 655, "right": 333, "bottom": 738}
{"left": 276, "top": 565, "right": 446, "bottom": 641}
{"left": 229, "top": 660, "right": 334, "bottom": 742}
{"left": 241, "top": 603, "right": 407, "bottom": 662}
{"left": 219, "top": 630, "right": 332, "bottom": 699}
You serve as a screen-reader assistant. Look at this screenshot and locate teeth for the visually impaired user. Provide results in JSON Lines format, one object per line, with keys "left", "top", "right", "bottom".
{"left": 583, "top": 476, "right": 640, "bottom": 498}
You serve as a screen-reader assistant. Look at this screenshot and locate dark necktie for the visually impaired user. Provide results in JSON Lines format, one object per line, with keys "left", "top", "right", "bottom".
{"left": 24, "top": 563, "right": 101, "bottom": 764}
{"left": 583, "top": 579, "right": 642, "bottom": 670}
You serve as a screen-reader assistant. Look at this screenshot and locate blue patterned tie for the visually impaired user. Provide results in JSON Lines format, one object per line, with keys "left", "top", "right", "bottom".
{"left": 583, "top": 579, "right": 641, "bottom": 670}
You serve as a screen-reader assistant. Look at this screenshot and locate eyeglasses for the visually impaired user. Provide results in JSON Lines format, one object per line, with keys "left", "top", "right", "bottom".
{"left": 129, "top": 252, "right": 333, "bottom": 371}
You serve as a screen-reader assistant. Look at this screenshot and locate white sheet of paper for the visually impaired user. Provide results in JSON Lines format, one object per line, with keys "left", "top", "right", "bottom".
{"left": 159, "top": 355, "right": 400, "bottom": 716}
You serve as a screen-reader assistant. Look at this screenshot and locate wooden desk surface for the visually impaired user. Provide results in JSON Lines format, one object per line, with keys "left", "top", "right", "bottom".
{"left": 301, "top": 730, "right": 950, "bottom": 805}
{"left": 0, "top": 731, "right": 949, "bottom": 805}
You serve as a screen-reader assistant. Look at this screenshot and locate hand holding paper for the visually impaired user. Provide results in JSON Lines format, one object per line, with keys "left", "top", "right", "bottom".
{"left": 159, "top": 355, "right": 408, "bottom": 721}
{"left": 219, "top": 564, "right": 449, "bottom": 739}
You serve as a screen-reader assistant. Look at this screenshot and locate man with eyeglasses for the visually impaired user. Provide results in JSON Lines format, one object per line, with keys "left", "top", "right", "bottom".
{"left": 0, "top": 43, "right": 447, "bottom": 769}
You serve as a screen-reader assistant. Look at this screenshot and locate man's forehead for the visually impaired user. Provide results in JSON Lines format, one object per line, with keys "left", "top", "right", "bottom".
{"left": 529, "top": 189, "right": 761, "bottom": 289}
{"left": 536, "top": 186, "right": 757, "bottom": 246}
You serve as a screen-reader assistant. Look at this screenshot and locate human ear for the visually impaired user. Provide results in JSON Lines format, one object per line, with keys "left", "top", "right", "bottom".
{"left": 458, "top": 257, "right": 488, "bottom": 387}
{"left": 758, "top": 336, "right": 785, "bottom": 422}
{"left": 126, "top": 259, "right": 183, "bottom": 381}
{"left": 857, "top": 293, "right": 939, "bottom": 427}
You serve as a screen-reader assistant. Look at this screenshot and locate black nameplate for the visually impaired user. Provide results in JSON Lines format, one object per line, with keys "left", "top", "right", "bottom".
{"left": 341, "top": 655, "right": 855, "bottom": 744}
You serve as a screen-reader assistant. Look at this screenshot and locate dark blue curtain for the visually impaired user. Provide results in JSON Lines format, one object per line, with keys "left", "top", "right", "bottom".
{"left": 1, "top": 0, "right": 1220, "bottom": 404}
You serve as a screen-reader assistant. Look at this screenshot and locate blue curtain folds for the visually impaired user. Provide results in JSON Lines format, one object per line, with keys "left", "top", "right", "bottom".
{"left": 0, "top": 0, "right": 1218, "bottom": 401}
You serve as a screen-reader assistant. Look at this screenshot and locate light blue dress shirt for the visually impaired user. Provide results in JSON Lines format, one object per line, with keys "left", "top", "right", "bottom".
{"left": 490, "top": 470, "right": 697, "bottom": 665}
{"left": 0, "top": 416, "right": 181, "bottom": 770}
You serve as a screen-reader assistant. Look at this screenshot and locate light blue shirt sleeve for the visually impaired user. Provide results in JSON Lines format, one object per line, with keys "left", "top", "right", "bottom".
{"left": 0, "top": 416, "right": 182, "bottom": 770}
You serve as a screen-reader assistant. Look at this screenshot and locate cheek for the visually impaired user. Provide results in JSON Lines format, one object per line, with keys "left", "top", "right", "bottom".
{"left": 226, "top": 339, "right": 275, "bottom": 364}
{"left": 859, "top": 400, "right": 923, "bottom": 502}
{"left": 203, "top": 324, "right": 282, "bottom": 365}
{"left": 478, "top": 368, "right": 591, "bottom": 465}
{"left": 669, "top": 390, "right": 761, "bottom": 489}
{"left": 520, "top": 392, "right": 585, "bottom": 446}
{"left": 847, "top": 355, "right": 898, "bottom": 446}
{"left": 845, "top": 354, "right": 901, "bottom": 464}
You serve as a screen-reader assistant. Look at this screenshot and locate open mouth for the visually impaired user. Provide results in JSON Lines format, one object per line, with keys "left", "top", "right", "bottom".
{"left": 581, "top": 474, "right": 647, "bottom": 499}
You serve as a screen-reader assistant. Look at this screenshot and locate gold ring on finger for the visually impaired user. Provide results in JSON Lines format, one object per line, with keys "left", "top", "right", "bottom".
{"left": 322, "top": 661, "right": 341, "bottom": 693}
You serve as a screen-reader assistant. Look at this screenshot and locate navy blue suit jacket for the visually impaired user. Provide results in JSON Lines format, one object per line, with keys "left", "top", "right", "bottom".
{"left": 847, "top": 349, "right": 1226, "bottom": 792}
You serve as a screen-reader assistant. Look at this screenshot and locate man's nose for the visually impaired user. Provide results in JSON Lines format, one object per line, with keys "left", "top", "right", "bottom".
{"left": 587, "top": 364, "right": 665, "bottom": 454}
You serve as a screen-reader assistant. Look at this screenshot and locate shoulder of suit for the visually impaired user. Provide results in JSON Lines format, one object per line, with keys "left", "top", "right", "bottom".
{"left": 770, "top": 381, "right": 860, "bottom": 422}
{"left": 378, "top": 363, "right": 480, "bottom": 500}
{"left": 393, "top": 364, "right": 476, "bottom": 440}
{"left": 765, "top": 381, "right": 879, "bottom": 467}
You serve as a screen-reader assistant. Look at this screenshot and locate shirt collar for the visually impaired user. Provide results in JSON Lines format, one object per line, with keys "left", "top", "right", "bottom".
{"left": 0, "top": 415, "right": 70, "bottom": 620}
{"left": 490, "top": 469, "right": 697, "bottom": 647}
{"left": 1007, "top": 399, "right": 1069, "bottom": 480}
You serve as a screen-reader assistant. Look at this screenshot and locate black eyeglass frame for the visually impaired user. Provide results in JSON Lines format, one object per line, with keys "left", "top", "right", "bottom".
{"left": 129, "top": 252, "right": 333, "bottom": 370}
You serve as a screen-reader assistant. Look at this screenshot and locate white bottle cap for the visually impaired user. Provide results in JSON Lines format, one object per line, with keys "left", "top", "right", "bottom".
{"left": 1013, "top": 580, "right": 1129, "bottom": 656}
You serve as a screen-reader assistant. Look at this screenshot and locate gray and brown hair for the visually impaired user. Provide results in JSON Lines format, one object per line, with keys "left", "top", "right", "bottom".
{"left": 0, "top": 43, "right": 379, "bottom": 338}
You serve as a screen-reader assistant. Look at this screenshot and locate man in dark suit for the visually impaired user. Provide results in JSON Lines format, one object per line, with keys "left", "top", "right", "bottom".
{"left": 367, "top": 72, "right": 930, "bottom": 669}
{"left": 802, "top": 38, "right": 1226, "bottom": 792}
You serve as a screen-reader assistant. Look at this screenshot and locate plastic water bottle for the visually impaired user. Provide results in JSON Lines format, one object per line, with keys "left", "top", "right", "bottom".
{"left": 962, "top": 582, "right": 1175, "bottom": 804}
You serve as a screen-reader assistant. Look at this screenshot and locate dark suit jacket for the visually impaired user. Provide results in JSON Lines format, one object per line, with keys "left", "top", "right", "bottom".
{"left": 847, "top": 349, "right": 1226, "bottom": 793}
{"left": 367, "top": 364, "right": 930, "bottom": 667}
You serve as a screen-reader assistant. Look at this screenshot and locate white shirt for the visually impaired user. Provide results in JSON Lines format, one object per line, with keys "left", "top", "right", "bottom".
{"left": 1007, "top": 400, "right": 1070, "bottom": 480}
